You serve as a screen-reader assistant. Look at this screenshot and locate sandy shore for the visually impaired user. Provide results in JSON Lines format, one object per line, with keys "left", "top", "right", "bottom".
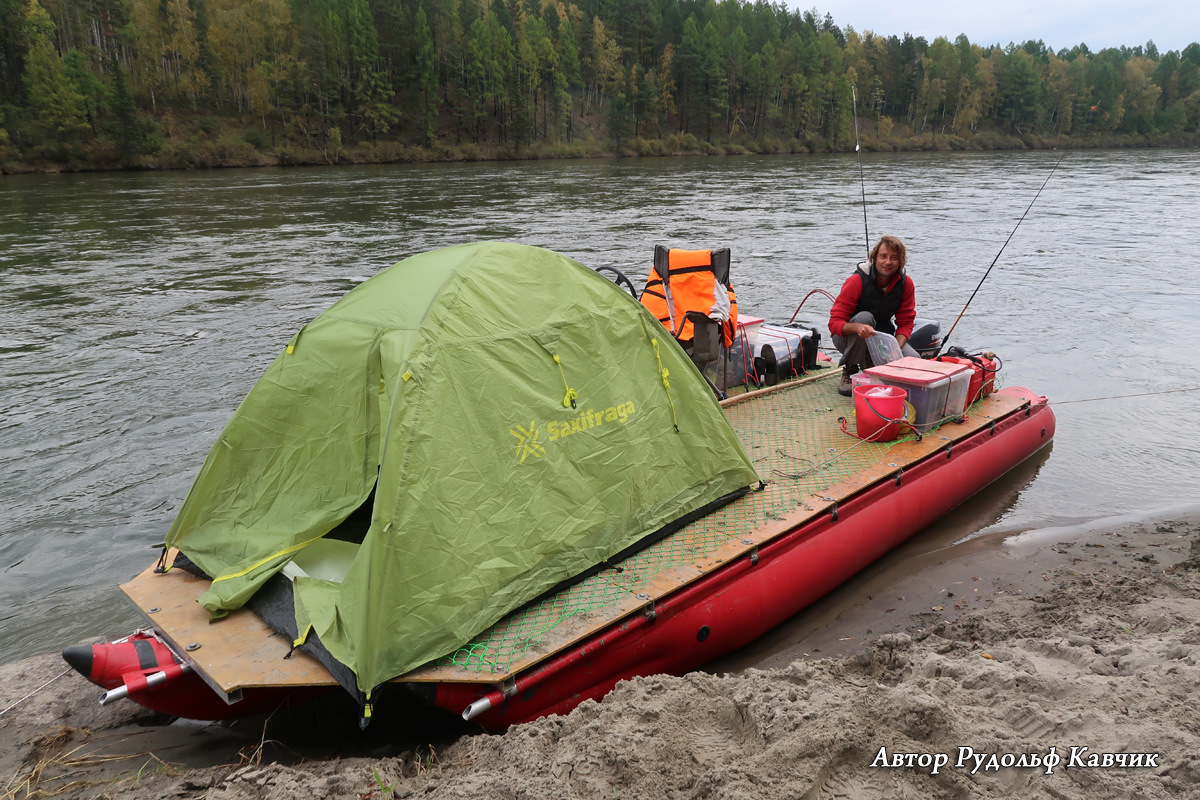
{"left": 3, "top": 511, "right": 1198, "bottom": 800}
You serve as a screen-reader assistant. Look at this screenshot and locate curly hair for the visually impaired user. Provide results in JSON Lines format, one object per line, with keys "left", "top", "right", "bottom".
{"left": 869, "top": 235, "right": 907, "bottom": 269}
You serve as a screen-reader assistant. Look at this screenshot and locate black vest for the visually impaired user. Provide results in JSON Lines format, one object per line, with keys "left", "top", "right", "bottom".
{"left": 856, "top": 267, "right": 906, "bottom": 336}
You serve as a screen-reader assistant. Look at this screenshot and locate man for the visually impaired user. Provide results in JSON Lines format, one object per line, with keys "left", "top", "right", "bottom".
{"left": 828, "top": 235, "right": 919, "bottom": 396}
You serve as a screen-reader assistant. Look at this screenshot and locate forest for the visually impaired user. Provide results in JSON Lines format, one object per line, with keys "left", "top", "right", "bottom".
{"left": 2, "top": 0, "right": 1199, "bottom": 171}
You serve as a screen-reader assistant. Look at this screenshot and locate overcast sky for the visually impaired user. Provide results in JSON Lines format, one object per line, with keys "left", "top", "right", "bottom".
{"left": 807, "top": 2, "right": 1198, "bottom": 53}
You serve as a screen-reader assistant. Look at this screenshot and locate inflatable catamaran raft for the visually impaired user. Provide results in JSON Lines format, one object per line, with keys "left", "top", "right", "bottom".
{"left": 64, "top": 242, "right": 1055, "bottom": 730}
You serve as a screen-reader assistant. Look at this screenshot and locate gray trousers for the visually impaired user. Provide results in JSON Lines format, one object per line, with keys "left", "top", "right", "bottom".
{"left": 833, "top": 311, "right": 919, "bottom": 370}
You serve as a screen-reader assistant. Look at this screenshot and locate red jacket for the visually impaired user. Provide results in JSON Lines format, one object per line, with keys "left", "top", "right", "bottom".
{"left": 828, "top": 262, "right": 916, "bottom": 341}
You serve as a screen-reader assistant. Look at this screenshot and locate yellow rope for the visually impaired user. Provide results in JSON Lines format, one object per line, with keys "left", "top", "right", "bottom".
{"left": 552, "top": 354, "right": 578, "bottom": 409}
{"left": 651, "top": 339, "right": 680, "bottom": 432}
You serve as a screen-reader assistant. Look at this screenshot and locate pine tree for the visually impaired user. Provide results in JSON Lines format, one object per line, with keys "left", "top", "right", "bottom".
{"left": 21, "top": 0, "right": 89, "bottom": 153}
{"left": 414, "top": 7, "right": 438, "bottom": 145}
{"left": 111, "top": 58, "right": 155, "bottom": 160}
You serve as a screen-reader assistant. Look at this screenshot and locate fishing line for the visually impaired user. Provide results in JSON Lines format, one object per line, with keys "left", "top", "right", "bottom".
{"left": 0, "top": 667, "right": 70, "bottom": 717}
{"left": 851, "top": 86, "right": 869, "bottom": 261}
{"left": 1051, "top": 386, "right": 1200, "bottom": 405}
{"left": 939, "top": 129, "right": 1085, "bottom": 355}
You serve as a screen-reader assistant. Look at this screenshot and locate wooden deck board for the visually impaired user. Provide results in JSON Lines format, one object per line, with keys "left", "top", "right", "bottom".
{"left": 124, "top": 369, "right": 1031, "bottom": 692}
{"left": 120, "top": 560, "right": 338, "bottom": 694}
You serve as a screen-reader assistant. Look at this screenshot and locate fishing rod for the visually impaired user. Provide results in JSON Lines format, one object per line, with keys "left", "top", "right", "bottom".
{"left": 939, "top": 126, "right": 1086, "bottom": 355}
{"left": 851, "top": 86, "right": 869, "bottom": 262}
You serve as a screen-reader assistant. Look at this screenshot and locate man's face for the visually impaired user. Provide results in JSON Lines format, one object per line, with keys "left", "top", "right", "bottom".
{"left": 874, "top": 244, "right": 901, "bottom": 282}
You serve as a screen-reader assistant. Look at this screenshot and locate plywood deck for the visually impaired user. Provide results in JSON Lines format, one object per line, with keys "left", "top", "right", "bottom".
{"left": 122, "top": 366, "right": 1029, "bottom": 694}
{"left": 120, "top": 561, "right": 338, "bottom": 697}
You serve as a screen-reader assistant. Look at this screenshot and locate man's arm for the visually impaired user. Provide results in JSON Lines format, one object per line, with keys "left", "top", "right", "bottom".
{"left": 893, "top": 276, "right": 917, "bottom": 345}
{"left": 828, "top": 275, "right": 863, "bottom": 338}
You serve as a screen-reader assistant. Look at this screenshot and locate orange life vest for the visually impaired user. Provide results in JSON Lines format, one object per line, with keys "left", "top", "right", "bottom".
{"left": 639, "top": 246, "right": 738, "bottom": 348}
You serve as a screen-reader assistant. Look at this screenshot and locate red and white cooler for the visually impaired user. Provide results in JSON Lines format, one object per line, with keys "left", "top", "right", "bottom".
{"left": 861, "top": 356, "right": 971, "bottom": 432}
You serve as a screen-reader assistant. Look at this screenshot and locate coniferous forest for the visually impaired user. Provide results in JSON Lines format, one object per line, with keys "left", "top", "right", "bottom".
{"left": 2, "top": 0, "right": 1199, "bottom": 171}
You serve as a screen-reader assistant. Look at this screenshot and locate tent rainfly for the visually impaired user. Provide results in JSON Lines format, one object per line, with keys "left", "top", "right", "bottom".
{"left": 166, "top": 242, "right": 759, "bottom": 708}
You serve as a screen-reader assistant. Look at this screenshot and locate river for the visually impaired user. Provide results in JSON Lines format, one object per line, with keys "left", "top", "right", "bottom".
{"left": 2, "top": 149, "right": 1199, "bottom": 666}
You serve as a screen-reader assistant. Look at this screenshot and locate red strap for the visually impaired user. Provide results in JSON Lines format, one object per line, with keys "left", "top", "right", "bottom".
{"left": 158, "top": 662, "right": 186, "bottom": 682}
{"left": 122, "top": 670, "right": 151, "bottom": 695}
{"left": 122, "top": 662, "right": 185, "bottom": 695}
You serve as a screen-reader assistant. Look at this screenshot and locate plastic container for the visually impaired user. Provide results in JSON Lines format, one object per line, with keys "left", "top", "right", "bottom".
{"left": 863, "top": 357, "right": 951, "bottom": 432}
{"left": 895, "top": 358, "right": 972, "bottom": 418}
{"left": 853, "top": 385, "right": 908, "bottom": 442}
{"left": 866, "top": 331, "right": 903, "bottom": 365}
{"left": 851, "top": 371, "right": 880, "bottom": 393}
{"left": 756, "top": 324, "right": 819, "bottom": 384}
{"left": 936, "top": 356, "right": 982, "bottom": 405}
{"left": 737, "top": 316, "right": 764, "bottom": 351}
{"left": 723, "top": 332, "right": 756, "bottom": 390}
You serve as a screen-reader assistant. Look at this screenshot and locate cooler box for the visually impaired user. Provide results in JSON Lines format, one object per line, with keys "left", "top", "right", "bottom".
{"left": 903, "top": 358, "right": 972, "bottom": 418}
{"left": 862, "top": 356, "right": 970, "bottom": 431}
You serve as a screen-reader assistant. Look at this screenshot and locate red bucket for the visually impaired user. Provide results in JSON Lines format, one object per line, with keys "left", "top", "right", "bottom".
{"left": 853, "top": 384, "right": 908, "bottom": 442}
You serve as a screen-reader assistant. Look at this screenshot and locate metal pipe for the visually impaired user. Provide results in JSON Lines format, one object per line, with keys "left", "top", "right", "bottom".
{"left": 461, "top": 692, "right": 500, "bottom": 721}
{"left": 99, "top": 663, "right": 193, "bottom": 706}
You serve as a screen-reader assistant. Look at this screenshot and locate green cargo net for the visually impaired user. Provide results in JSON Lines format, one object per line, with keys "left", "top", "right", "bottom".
{"left": 434, "top": 369, "right": 916, "bottom": 673}
{"left": 434, "top": 571, "right": 633, "bottom": 673}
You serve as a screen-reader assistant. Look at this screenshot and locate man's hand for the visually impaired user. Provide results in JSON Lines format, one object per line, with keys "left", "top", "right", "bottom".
{"left": 843, "top": 322, "right": 876, "bottom": 339}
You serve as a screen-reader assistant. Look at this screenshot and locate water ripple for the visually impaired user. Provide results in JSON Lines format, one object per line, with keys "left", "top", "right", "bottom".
{"left": 2, "top": 150, "right": 1199, "bottom": 661}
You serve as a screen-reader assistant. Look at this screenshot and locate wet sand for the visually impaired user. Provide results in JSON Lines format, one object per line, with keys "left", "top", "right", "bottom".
{"left": 3, "top": 510, "right": 1198, "bottom": 799}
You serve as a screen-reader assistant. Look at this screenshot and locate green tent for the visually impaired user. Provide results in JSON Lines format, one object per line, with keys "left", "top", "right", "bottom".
{"left": 166, "top": 242, "right": 759, "bottom": 698}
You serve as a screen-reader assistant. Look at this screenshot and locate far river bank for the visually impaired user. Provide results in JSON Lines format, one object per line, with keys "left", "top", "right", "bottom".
{"left": 4, "top": 128, "right": 1198, "bottom": 176}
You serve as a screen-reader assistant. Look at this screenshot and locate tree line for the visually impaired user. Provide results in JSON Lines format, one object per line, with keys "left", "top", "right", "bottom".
{"left": 2, "top": 0, "right": 1199, "bottom": 169}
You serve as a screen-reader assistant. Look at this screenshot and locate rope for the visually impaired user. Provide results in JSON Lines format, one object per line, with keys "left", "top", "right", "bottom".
{"left": 1052, "top": 386, "right": 1200, "bottom": 406}
{"left": 552, "top": 354, "right": 577, "bottom": 409}
{"left": 0, "top": 667, "right": 71, "bottom": 717}
{"left": 773, "top": 439, "right": 869, "bottom": 480}
{"left": 776, "top": 402, "right": 929, "bottom": 481}
{"left": 773, "top": 425, "right": 911, "bottom": 481}
{"left": 651, "top": 339, "right": 680, "bottom": 432}
{"left": 782, "top": 396, "right": 1002, "bottom": 481}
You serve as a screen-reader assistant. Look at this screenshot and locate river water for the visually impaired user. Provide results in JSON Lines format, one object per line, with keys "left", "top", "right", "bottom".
{"left": 2, "top": 149, "right": 1199, "bottom": 667}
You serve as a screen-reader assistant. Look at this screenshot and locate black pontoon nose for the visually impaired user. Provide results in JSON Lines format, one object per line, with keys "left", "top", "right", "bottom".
{"left": 62, "top": 644, "right": 94, "bottom": 678}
